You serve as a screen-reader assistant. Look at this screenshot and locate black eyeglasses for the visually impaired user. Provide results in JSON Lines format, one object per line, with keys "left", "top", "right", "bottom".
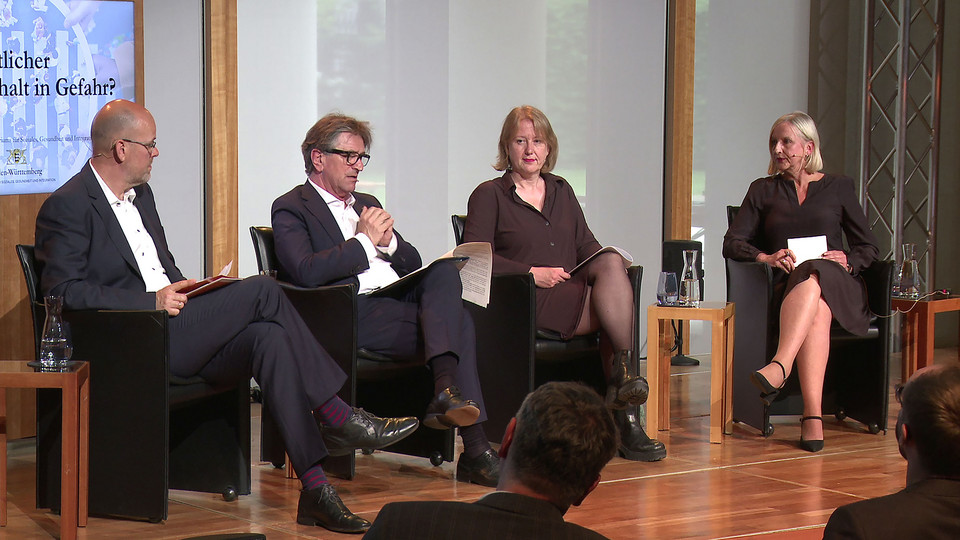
{"left": 120, "top": 138, "right": 158, "bottom": 151}
{"left": 324, "top": 148, "right": 370, "bottom": 167}
{"left": 895, "top": 383, "right": 904, "bottom": 403}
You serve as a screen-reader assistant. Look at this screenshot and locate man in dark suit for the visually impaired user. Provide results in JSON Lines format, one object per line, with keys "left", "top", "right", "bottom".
{"left": 271, "top": 113, "right": 498, "bottom": 487}
{"left": 34, "top": 99, "right": 419, "bottom": 534}
{"left": 364, "top": 381, "right": 618, "bottom": 539}
{"left": 823, "top": 364, "right": 960, "bottom": 539}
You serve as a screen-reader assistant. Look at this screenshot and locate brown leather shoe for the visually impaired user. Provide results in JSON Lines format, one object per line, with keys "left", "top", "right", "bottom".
{"left": 296, "top": 484, "right": 370, "bottom": 533}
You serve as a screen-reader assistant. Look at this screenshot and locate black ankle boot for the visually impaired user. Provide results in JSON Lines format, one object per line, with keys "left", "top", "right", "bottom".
{"left": 605, "top": 350, "right": 649, "bottom": 409}
{"left": 613, "top": 406, "right": 666, "bottom": 462}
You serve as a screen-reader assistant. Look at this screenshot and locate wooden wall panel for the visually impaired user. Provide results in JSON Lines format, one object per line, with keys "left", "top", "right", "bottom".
{"left": 664, "top": 0, "right": 696, "bottom": 240}
{"left": 204, "top": 0, "right": 239, "bottom": 276}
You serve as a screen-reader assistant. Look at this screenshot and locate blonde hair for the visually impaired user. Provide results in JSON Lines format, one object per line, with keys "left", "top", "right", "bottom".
{"left": 494, "top": 105, "right": 559, "bottom": 173}
{"left": 767, "top": 111, "right": 823, "bottom": 175}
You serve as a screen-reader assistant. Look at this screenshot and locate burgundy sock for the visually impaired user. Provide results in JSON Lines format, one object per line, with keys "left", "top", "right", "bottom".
{"left": 430, "top": 355, "right": 458, "bottom": 394}
{"left": 314, "top": 395, "right": 352, "bottom": 428}
{"left": 300, "top": 462, "right": 329, "bottom": 490}
{"left": 459, "top": 423, "right": 491, "bottom": 458}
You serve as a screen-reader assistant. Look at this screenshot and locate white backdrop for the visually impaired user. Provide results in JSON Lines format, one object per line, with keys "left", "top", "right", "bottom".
{"left": 237, "top": 0, "right": 667, "bottom": 354}
{"left": 689, "top": 0, "right": 810, "bottom": 353}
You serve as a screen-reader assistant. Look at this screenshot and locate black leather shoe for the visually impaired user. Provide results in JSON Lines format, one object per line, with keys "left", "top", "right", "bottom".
{"left": 456, "top": 448, "right": 500, "bottom": 487}
{"left": 423, "top": 386, "right": 481, "bottom": 429}
{"left": 321, "top": 408, "right": 419, "bottom": 456}
{"left": 614, "top": 407, "right": 666, "bottom": 462}
{"left": 296, "top": 484, "right": 370, "bottom": 533}
{"left": 605, "top": 350, "right": 649, "bottom": 409}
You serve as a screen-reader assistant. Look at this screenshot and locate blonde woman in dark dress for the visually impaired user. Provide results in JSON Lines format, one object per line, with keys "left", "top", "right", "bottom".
{"left": 723, "top": 112, "right": 879, "bottom": 452}
{"left": 464, "top": 105, "right": 665, "bottom": 462}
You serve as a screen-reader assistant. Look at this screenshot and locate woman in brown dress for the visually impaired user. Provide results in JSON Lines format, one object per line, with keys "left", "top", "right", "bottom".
{"left": 463, "top": 105, "right": 665, "bottom": 462}
{"left": 723, "top": 112, "right": 879, "bottom": 451}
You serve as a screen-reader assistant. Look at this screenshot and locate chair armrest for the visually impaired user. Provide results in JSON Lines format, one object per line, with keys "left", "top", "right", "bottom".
{"left": 278, "top": 282, "right": 358, "bottom": 399}
{"left": 860, "top": 260, "right": 895, "bottom": 318}
{"left": 60, "top": 309, "right": 171, "bottom": 515}
{"left": 467, "top": 273, "right": 535, "bottom": 440}
{"left": 725, "top": 259, "right": 775, "bottom": 331}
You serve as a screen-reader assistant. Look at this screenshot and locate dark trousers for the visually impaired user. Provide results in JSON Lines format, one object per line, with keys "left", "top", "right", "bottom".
{"left": 167, "top": 275, "right": 347, "bottom": 475}
{"left": 357, "top": 262, "right": 487, "bottom": 422}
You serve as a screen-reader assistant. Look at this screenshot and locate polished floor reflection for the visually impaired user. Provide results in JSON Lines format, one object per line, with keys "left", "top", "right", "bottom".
{"left": 4, "top": 350, "right": 952, "bottom": 539}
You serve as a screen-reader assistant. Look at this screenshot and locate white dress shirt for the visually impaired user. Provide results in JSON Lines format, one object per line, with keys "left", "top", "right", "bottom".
{"left": 92, "top": 163, "right": 172, "bottom": 292}
{"left": 309, "top": 179, "right": 400, "bottom": 293}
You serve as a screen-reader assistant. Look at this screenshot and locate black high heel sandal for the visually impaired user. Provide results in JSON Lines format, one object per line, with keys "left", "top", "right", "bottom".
{"left": 750, "top": 360, "right": 786, "bottom": 405}
{"left": 799, "top": 416, "right": 824, "bottom": 452}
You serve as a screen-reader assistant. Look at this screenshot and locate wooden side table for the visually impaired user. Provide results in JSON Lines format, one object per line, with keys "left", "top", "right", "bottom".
{"left": 647, "top": 302, "right": 735, "bottom": 444}
{"left": 893, "top": 294, "right": 960, "bottom": 381}
{"left": 0, "top": 361, "right": 89, "bottom": 540}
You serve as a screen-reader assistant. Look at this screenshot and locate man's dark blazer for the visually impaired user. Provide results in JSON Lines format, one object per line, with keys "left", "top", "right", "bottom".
{"left": 362, "top": 491, "right": 608, "bottom": 540}
{"left": 271, "top": 181, "right": 421, "bottom": 288}
{"left": 35, "top": 162, "right": 183, "bottom": 310}
{"left": 823, "top": 477, "right": 960, "bottom": 539}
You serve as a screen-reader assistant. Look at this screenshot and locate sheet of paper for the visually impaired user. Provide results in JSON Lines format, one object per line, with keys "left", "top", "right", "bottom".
{"left": 787, "top": 235, "right": 827, "bottom": 265}
{"left": 570, "top": 246, "right": 633, "bottom": 275}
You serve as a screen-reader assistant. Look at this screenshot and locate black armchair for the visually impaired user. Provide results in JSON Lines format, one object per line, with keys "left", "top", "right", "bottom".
{"left": 249, "top": 227, "right": 455, "bottom": 478}
{"left": 450, "top": 215, "right": 643, "bottom": 441}
{"left": 723, "top": 206, "right": 895, "bottom": 436}
{"left": 15, "top": 245, "right": 250, "bottom": 523}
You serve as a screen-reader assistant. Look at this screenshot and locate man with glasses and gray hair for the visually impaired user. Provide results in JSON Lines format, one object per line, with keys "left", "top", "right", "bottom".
{"left": 823, "top": 364, "right": 960, "bottom": 539}
{"left": 271, "top": 113, "right": 498, "bottom": 487}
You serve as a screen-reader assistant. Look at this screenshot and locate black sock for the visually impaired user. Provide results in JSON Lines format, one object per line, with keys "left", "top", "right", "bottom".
{"left": 430, "top": 354, "right": 458, "bottom": 394}
{"left": 459, "top": 423, "right": 491, "bottom": 458}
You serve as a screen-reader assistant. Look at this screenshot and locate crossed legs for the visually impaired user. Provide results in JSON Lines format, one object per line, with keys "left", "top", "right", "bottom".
{"left": 574, "top": 252, "right": 634, "bottom": 377}
{"left": 754, "top": 275, "right": 833, "bottom": 441}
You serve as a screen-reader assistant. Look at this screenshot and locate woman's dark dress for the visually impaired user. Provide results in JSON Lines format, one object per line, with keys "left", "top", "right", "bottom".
{"left": 722, "top": 173, "right": 879, "bottom": 335}
{"left": 463, "top": 172, "right": 602, "bottom": 338}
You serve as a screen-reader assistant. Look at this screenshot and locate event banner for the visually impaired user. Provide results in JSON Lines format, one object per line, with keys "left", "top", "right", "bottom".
{"left": 0, "top": 0, "right": 135, "bottom": 196}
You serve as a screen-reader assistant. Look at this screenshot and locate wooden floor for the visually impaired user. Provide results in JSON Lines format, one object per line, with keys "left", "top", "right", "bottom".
{"left": 2, "top": 349, "right": 956, "bottom": 539}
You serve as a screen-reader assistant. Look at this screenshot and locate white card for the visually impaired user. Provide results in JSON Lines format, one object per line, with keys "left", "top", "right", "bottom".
{"left": 787, "top": 235, "right": 827, "bottom": 265}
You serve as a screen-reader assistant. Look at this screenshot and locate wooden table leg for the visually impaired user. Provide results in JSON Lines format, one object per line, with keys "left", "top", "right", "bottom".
{"left": 61, "top": 376, "right": 79, "bottom": 540}
{"left": 1, "top": 387, "right": 6, "bottom": 527}
{"left": 79, "top": 370, "right": 89, "bottom": 527}
{"left": 646, "top": 311, "right": 661, "bottom": 434}
{"left": 917, "top": 303, "right": 935, "bottom": 372}
{"left": 901, "top": 310, "right": 919, "bottom": 382}
{"left": 710, "top": 318, "right": 724, "bottom": 444}
{"left": 724, "top": 312, "right": 735, "bottom": 436}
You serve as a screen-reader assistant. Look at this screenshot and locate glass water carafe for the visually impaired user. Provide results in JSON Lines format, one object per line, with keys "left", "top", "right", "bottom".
{"left": 897, "top": 243, "right": 920, "bottom": 299}
{"left": 39, "top": 295, "right": 72, "bottom": 368}
{"left": 679, "top": 249, "right": 700, "bottom": 307}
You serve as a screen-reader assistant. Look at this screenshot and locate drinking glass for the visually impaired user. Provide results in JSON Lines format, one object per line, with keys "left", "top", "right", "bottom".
{"left": 657, "top": 272, "right": 679, "bottom": 306}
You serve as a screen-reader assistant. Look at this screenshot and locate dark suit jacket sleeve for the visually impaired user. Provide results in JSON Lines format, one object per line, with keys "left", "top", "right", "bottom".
{"left": 35, "top": 174, "right": 166, "bottom": 310}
